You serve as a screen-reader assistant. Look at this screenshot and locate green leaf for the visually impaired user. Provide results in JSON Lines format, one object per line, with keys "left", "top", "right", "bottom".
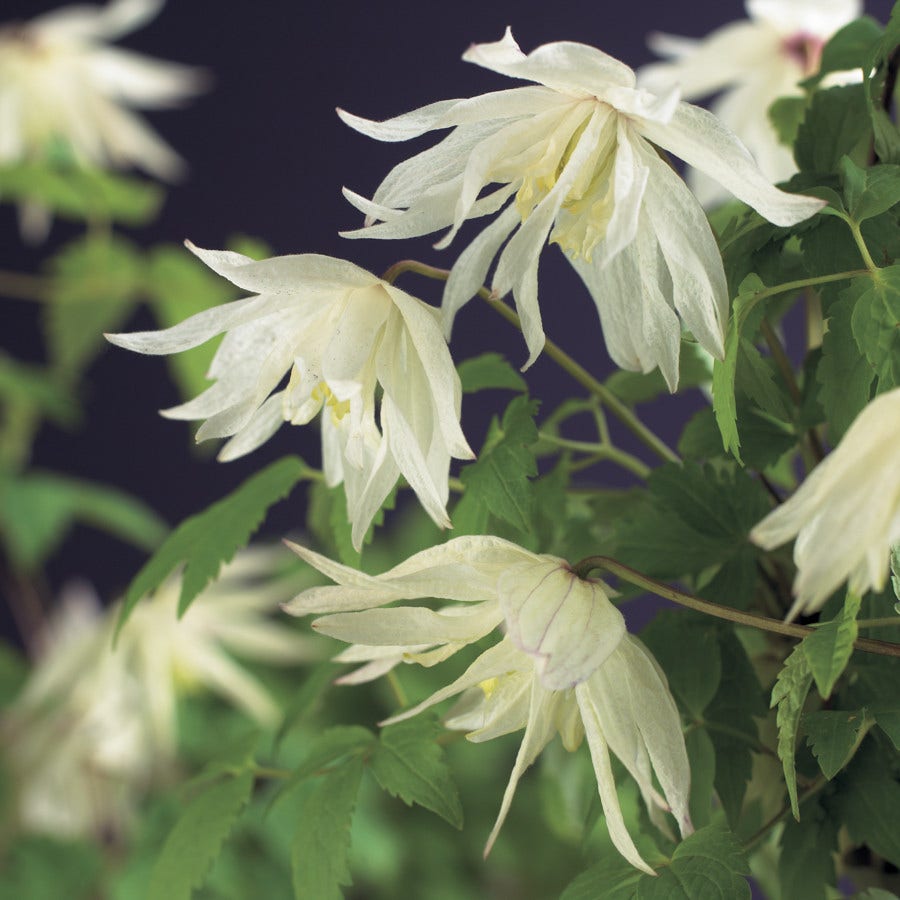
{"left": 795, "top": 84, "right": 871, "bottom": 174}
{"left": 275, "top": 663, "right": 341, "bottom": 747}
{"left": 685, "top": 727, "right": 716, "bottom": 830}
{"left": 705, "top": 629, "right": 767, "bottom": 825}
{"left": 290, "top": 756, "right": 364, "bottom": 900}
{"left": 457, "top": 352, "right": 527, "bottom": 393}
{"left": 892, "top": 544, "right": 900, "bottom": 604}
{"left": 0, "top": 162, "right": 162, "bottom": 225}
{"left": 771, "top": 644, "right": 813, "bottom": 818}
{"left": 635, "top": 826, "right": 751, "bottom": 900}
{"left": 829, "top": 741, "right": 900, "bottom": 868}
{"left": 849, "top": 267, "right": 900, "bottom": 391}
{"left": 147, "top": 771, "right": 254, "bottom": 900}
{"left": 802, "top": 592, "right": 861, "bottom": 699}
{"left": 369, "top": 716, "right": 463, "bottom": 829}
{"left": 458, "top": 395, "right": 538, "bottom": 532}
{"left": 864, "top": 6, "right": 900, "bottom": 165}
{"left": 116, "top": 456, "right": 308, "bottom": 636}
{"left": 640, "top": 613, "right": 721, "bottom": 718}
{"left": 0, "top": 353, "right": 79, "bottom": 428}
{"left": 804, "top": 17, "right": 884, "bottom": 88}
{"left": 840, "top": 157, "right": 900, "bottom": 222}
{"left": 818, "top": 294, "right": 875, "bottom": 441}
{"left": 44, "top": 235, "right": 144, "bottom": 379}
{"left": 711, "top": 273, "right": 766, "bottom": 462}
{"left": 0, "top": 471, "right": 167, "bottom": 570}
{"left": 769, "top": 96, "right": 807, "bottom": 148}
{"left": 778, "top": 800, "right": 839, "bottom": 900}
{"left": 284, "top": 726, "right": 374, "bottom": 787}
{"left": 804, "top": 709, "right": 872, "bottom": 779}
{"left": 559, "top": 856, "right": 643, "bottom": 900}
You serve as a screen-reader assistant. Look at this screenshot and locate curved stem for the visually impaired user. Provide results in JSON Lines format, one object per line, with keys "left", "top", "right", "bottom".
{"left": 538, "top": 432, "right": 651, "bottom": 479}
{"left": 575, "top": 556, "right": 900, "bottom": 659}
{"left": 848, "top": 220, "right": 878, "bottom": 272}
{"left": 856, "top": 617, "right": 900, "bottom": 630}
{"left": 386, "top": 670, "right": 409, "bottom": 709}
{"left": 0, "top": 269, "right": 49, "bottom": 302}
{"left": 743, "top": 778, "right": 827, "bottom": 852}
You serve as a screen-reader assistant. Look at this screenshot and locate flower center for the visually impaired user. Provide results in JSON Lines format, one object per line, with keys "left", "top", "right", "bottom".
{"left": 782, "top": 33, "right": 824, "bottom": 75}
{"left": 478, "top": 677, "right": 500, "bottom": 699}
{"left": 311, "top": 382, "right": 351, "bottom": 425}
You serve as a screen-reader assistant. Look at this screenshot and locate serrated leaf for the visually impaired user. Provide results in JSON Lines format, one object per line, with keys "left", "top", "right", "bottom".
{"left": 283, "top": 726, "right": 374, "bottom": 789}
{"left": 829, "top": 741, "right": 900, "bottom": 868}
{"left": 458, "top": 395, "right": 538, "bottom": 532}
{"left": 804, "top": 17, "right": 883, "bottom": 88}
{"left": 864, "top": 5, "right": 900, "bottom": 165}
{"left": 849, "top": 267, "right": 900, "bottom": 391}
{"left": 559, "top": 856, "right": 643, "bottom": 900}
{"left": 818, "top": 294, "right": 875, "bottom": 441}
{"left": 116, "top": 456, "right": 308, "bottom": 637}
{"left": 369, "top": 716, "right": 463, "bottom": 829}
{"left": 840, "top": 157, "right": 900, "bottom": 222}
{"left": 795, "top": 84, "right": 871, "bottom": 173}
{"left": 706, "top": 629, "right": 766, "bottom": 825}
{"left": 802, "top": 592, "right": 861, "bottom": 699}
{"left": 457, "top": 352, "right": 527, "bottom": 393}
{"left": 712, "top": 273, "right": 766, "bottom": 461}
{"left": 147, "top": 771, "right": 254, "bottom": 900}
{"left": 0, "top": 471, "right": 167, "bottom": 570}
{"left": 640, "top": 613, "right": 721, "bottom": 718}
{"left": 44, "top": 235, "right": 144, "bottom": 379}
{"left": 275, "top": 663, "right": 340, "bottom": 747}
{"left": 290, "top": 756, "right": 363, "bottom": 900}
{"left": 772, "top": 645, "right": 813, "bottom": 818}
{"left": 804, "top": 709, "right": 872, "bottom": 779}
{"left": 769, "top": 96, "right": 807, "bottom": 148}
{"left": 635, "top": 826, "right": 751, "bottom": 900}
{"left": 778, "top": 800, "right": 839, "bottom": 900}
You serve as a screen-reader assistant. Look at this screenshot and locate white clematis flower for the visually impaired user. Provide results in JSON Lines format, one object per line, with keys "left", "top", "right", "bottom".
{"left": 2, "top": 549, "right": 318, "bottom": 840}
{"left": 0, "top": 0, "right": 205, "bottom": 239}
{"left": 638, "top": 0, "right": 862, "bottom": 207}
{"left": 338, "top": 28, "right": 824, "bottom": 388}
{"left": 284, "top": 535, "right": 691, "bottom": 873}
{"left": 751, "top": 387, "right": 900, "bottom": 619}
{"left": 107, "top": 245, "right": 474, "bottom": 550}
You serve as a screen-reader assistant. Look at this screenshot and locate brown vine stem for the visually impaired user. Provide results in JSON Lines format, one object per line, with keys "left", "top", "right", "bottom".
{"left": 0, "top": 269, "right": 49, "bottom": 301}
{"left": 380, "top": 259, "right": 681, "bottom": 465}
{"left": 575, "top": 556, "right": 900, "bottom": 659}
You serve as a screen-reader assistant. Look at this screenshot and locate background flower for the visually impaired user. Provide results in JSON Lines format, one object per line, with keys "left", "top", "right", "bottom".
{"left": 638, "top": 0, "right": 862, "bottom": 207}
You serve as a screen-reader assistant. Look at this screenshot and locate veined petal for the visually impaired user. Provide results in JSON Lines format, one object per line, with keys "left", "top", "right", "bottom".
{"left": 217, "top": 392, "right": 286, "bottom": 462}
{"left": 463, "top": 28, "right": 636, "bottom": 95}
{"left": 638, "top": 102, "right": 824, "bottom": 226}
{"left": 337, "top": 99, "right": 463, "bottom": 142}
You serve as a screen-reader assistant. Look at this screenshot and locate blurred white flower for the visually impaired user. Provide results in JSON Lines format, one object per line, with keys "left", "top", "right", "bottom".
{"left": 638, "top": 0, "right": 862, "bottom": 207}
{"left": 339, "top": 28, "right": 824, "bottom": 388}
{"left": 0, "top": 0, "right": 204, "bottom": 239}
{"left": 2, "top": 549, "right": 318, "bottom": 840}
{"left": 284, "top": 535, "right": 690, "bottom": 872}
{"left": 751, "top": 387, "right": 900, "bottom": 619}
{"left": 108, "top": 245, "right": 473, "bottom": 550}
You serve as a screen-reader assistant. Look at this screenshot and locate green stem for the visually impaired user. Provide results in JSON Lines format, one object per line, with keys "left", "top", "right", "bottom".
{"left": 847, "top": 220, "right": 878, "bottom": 272}
{"left": 538, "top": 432, "right": 651, "bottom": 479}
{"left": 251, "top": 765, "right": 292, "bottom": 780}
{"left": 743, "top": 778, "right": 827, "bottom": 852}
{"left": 386, "top": 670, "right": 409, "bottom": 708}
{"left": 759, "top": 318, "right": 801, "bottom": 404}
{"left": 380, "top": 259, "right": 681, "bottom": 465}
{"left": 857, "top": 617, "right": 900, "bottom": 629}
{"left": 0, "top": 269, "right": 49, "bottom": 301}
{"left": 750, "top": 269, "right": 869, "bottom": 302}
{"left": 575, "top": 556, "right": 900, "bottom": 659}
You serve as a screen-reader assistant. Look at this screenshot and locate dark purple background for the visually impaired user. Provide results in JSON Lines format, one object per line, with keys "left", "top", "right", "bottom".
{"left": 1, "top": 0, "right": 894, "bottom": 601}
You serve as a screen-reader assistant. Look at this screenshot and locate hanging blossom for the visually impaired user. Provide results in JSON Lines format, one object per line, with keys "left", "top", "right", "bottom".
{"left": 338, "top": 29, "right": 824, "bottom": 388}
{"left": 284, "top": 535, "right": 691, "bottom": 873}
{"left": 638, "top": 0, "right": 862, "bottom": 207}
{"left": 0, "top": 0, "right": 204, "bottom": 177}
{"left": 751, "top": 388, "right": 900, "bottom": 620}
{"left": 107, "top": 245, "right": 474, "bottom": 550}
{"left": 2, "top": 549, "right": 317, "bottom": 840}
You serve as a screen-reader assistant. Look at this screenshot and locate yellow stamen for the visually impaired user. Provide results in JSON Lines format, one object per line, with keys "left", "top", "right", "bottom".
{"left": 311, "top": 382, "right": 351, "bottom": 424}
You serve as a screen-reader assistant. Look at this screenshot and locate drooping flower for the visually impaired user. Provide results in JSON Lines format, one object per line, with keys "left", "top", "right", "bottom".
{"left": 0, "top": 0, "right": 205, "bottom": 239}
{"left": 338, "top": 29, "right": 824, "bottom": 388}
{"left": 2, "top": 549, "right": 319, "bottom": 840}
{"left": 107, "top": 245, "right": 474, "bottom": 550}
{"left": 284, "top": 535, "right": 691, "bottom": 872}
{"left": 750, "top": 387, "right": 900, "bottom": 619}
{"left": 638, "top": 0, "right": 862, "bottom": 207}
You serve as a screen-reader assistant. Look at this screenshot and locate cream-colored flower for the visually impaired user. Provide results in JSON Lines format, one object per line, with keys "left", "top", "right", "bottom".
{"left": 751, "top": 387, "right": 900, "bottom": 619}
{"left": 339, "top": 29, "right": 824, "bottom": 387}
{"left": 284, "top": 535, "right": 690, "bottom": 872}
{"left": 2, "top": 549, "right": 318, "bottom": 840}
{"left": 107, "top": 245, "right": 474, "bottom": 550}
{"left": 0, "top": 0, "right": 204, "bottom": 239}
{"left": 638, "top": 0, "right": 862, "bottom": 207}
